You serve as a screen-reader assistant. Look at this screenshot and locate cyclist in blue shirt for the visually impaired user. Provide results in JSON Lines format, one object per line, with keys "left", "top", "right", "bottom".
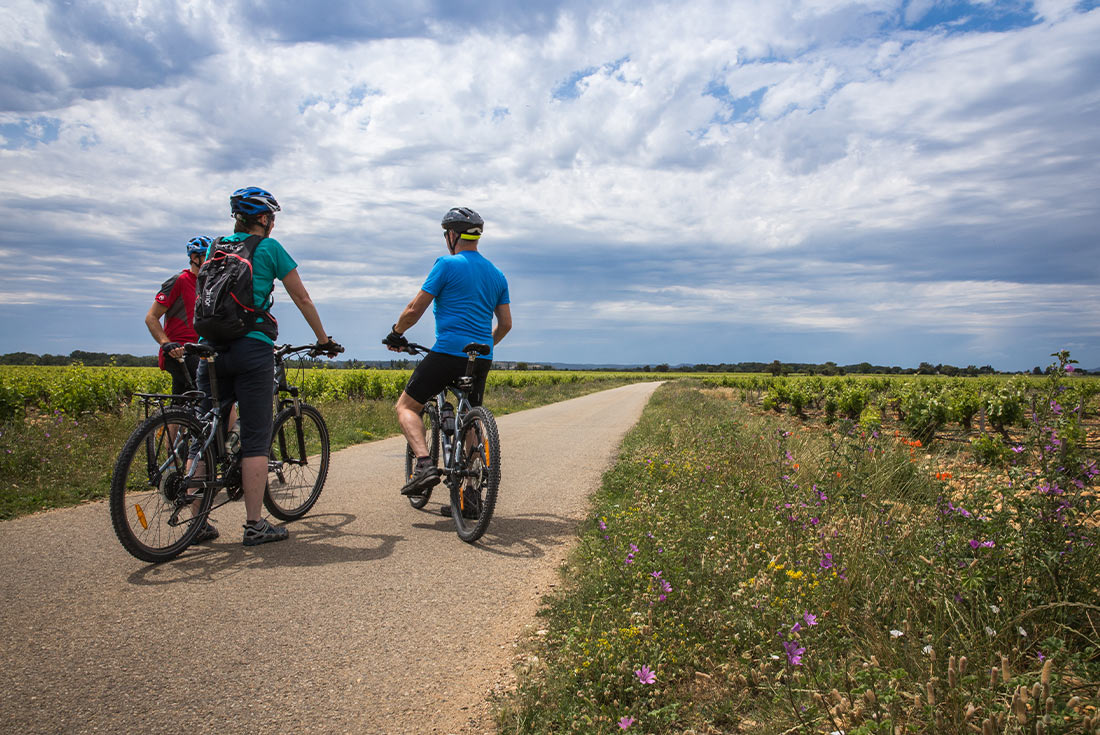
{"left": 384, "top": 207, "right": 511, "bottom": 497}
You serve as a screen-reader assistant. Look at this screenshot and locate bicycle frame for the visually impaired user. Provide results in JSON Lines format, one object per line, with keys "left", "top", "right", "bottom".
{"left": 403, "top": 342, "right": 490, "bottom": 485}
{"left": 135, "top": 342, "right": 322, "bottom": 526}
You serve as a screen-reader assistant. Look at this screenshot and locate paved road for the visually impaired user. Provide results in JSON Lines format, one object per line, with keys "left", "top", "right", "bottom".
{"left": 0, "top": 382, "right": 660, "bottom": 735}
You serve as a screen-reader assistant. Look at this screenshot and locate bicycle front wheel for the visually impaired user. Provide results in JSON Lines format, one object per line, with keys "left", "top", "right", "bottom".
{"left": 405, "top": 404, "right": 440, "bottom": 509}
{"left": 450, "top": 406, "right": 500, "bottom": 543}
{"left": 109, "top": 409, "right": 215, "bottom": 563}
{"left": 264, "top": 403, "right": 330, "bottom": 521}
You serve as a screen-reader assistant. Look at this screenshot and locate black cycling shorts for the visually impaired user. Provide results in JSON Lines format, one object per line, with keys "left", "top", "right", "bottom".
{"left": 403, "top": 351, "right": 492, "bottom": 407}
{"left": 195, "top": 337, "right": 274, "bottom": 458}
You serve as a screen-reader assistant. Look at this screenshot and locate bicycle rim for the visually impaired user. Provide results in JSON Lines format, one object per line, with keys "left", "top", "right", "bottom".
{"left": 109, "top": 409, "right": 214, "bottom": 563}
{"left": 264, "top": 403, "right": 330, "bottom": 521}
{"left": 405, "top": 404, "right": 440, "bottom": 509}
{"left": 450, "top": 406, "right": 500, "bottom": 543}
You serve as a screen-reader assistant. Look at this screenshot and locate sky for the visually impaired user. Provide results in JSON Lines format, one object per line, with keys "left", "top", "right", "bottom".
{"left": 1, "top": 0, "right": 1097, "bottom": 371}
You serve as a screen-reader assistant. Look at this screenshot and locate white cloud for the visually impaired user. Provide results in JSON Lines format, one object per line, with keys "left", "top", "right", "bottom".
{"left": 0, "top": 0, "right": 1097, "bottom": 367}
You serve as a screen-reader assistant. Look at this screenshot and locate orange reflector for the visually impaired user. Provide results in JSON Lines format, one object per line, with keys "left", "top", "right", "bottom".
{"left": 135, "top": 504, "right": 148, "bottom": 530}
{"left": 484, "top": 443, "right": 491, "bottom": 467}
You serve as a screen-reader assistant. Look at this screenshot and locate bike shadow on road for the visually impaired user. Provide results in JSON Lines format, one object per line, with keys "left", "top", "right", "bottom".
{"left": 126, "top": 512, "right": 402, "bottom": 586}
{"left": 411, "top": 509, "right": 583, "bottom": 559}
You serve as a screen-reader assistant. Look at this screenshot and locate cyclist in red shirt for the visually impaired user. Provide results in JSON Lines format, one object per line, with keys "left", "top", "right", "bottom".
{"left": 144, "top": 236, "right": 209, "bottom": 400}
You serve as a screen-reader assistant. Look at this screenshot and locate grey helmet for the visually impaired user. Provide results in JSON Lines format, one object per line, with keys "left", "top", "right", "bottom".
{"left": 441, "top": 207, "right": 484, "bottom": 239}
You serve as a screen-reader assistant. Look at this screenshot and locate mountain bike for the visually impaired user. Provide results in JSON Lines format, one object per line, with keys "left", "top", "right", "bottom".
{"left": 400, "top": 342, "right": 501, "bottom": 543}
{"left": 109, "top": 342, "right": 338, "bottom": 563}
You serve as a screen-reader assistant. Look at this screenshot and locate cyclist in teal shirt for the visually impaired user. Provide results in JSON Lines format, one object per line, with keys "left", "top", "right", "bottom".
{"left": 384, "top": 207, "right": 511, "bottom": 498}
{"left": 194, "top": 187, "right": 342, "bottom": 547}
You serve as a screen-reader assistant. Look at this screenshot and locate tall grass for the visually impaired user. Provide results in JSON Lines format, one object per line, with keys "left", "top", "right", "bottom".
{"left": 496, "top": 376, "right": 1099, "bottom": 734}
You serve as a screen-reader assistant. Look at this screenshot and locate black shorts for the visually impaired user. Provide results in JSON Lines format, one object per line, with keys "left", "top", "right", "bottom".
{"left": 164, "top": 354, "right": 199, "bottom": 404}
{"left": 195, "top": 337, "right": 275, "bottom": 458}
{"left": 404, "top": 351, "right": 492, "bottom": 407}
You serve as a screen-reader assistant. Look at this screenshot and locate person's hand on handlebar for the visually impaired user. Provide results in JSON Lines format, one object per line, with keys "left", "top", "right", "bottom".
{"left": 312, "top": 337, "right": 344, "bottom": 358}
{"left": 382, "top": 324, "right": 409, "bottom": 351}
{"left": 160, "top": 341, "right": 185, "bottom": 361}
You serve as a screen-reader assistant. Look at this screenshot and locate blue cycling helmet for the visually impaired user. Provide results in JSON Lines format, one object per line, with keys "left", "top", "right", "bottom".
{"left": 230, "top": 187, "right": 281, "bottom": 216}
{"left": 186, "top": 236, "right": 212, "bottom": 256}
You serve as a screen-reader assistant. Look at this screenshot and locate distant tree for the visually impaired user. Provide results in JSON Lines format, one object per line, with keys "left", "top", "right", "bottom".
{"left": 1032, "top": 366, "right": 1043, "bottom": 375}
{"left": 821, "top": 361, "right": 841, "bottom": 376}
{"left": 515, "top": 362, "right": 529, "bottom": 371}
{"left": 0, "top": 352, "right": 39, "bottom": 365}
{"left": 655, "top": 363, "right": 670, "bottom": 373}
{"left": 917, "top": 362, "right": 935, "bottom": 375}
{"left": 940, "top": 364, "right": 959, "bottom": 377}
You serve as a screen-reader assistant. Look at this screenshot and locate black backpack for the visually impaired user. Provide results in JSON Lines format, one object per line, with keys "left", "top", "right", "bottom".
{"left": 193, "top": 234, "right": 278, "bottom": 344}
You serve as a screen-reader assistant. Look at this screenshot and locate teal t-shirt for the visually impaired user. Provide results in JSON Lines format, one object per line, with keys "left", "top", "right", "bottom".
{"left": 209, "top": 233, "right": 297, "bottom": 345}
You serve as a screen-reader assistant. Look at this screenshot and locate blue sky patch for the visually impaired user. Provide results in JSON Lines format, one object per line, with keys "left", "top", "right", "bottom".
{"left": 901, "top": 0, "right": 1039, "bottom": 33}
{"left": 552, "top": 56, "right": 631, "bottom": 100}
{"left": 0, "top": 117, "right": 61, "bottom": 149}
{"left": 704, "top": 82, "right": 768, "bottom": 124}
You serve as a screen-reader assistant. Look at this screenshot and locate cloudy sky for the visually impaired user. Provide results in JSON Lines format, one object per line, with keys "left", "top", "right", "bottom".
{"left": 1, "top": 0, "right": 1097, "bottom": 370}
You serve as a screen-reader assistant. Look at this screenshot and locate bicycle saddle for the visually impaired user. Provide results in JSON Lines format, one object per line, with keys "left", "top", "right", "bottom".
{"left": 185, "top": 343, "right": 217, "bottom": 358}
{"left": 462, "top": 343, "right": 491, "bottom": 356}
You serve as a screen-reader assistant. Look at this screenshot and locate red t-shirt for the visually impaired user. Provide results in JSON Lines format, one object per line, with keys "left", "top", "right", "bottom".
{"left": 153, "top": 269, "right": 198, "bottom": 369}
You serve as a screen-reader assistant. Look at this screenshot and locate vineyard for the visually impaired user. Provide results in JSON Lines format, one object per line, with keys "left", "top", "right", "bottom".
{"left": 697, "top": 370, "right": 1100, "bottom": 454}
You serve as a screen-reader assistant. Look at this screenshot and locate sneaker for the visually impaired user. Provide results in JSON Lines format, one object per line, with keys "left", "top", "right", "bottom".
{"left": 400, "top": 464, "right": 441, "bottom": 496}
{"left": 242, "top": 518, "right": 289, "bottom": 547}
{"left": 192, "top": 521, "right": 219, "bottom": 543}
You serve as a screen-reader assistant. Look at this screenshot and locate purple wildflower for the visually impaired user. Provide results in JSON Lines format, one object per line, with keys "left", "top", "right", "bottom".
{"left": 635, "top": 665, "right": 656, "bottom": 684}
{"left": 618, "top": 716, "right": 635, "bottom": 729}
{"left": 783, "top": 640, "right": 805, "bottom": 666}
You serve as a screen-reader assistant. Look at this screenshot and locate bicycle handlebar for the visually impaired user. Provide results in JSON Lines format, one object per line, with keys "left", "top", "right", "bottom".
{"left": 275, "top": 342, "right": 344, "bottom": 359}
{"left": 400, "top": 342, "right": 431, "bottom": 356}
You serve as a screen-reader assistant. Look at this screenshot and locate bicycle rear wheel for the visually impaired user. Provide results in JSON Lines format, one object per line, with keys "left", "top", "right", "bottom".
{"left": 264, "top": 403, "right": 330, "bottom": 521}
{"left": 110, "top": 409, "right": 215, "bottom": 563}
{"left": 450, "top": 406, "right": 500, "bottom": 543}
{"left": 405, "top": 404, "right": 440, "bottom": 509}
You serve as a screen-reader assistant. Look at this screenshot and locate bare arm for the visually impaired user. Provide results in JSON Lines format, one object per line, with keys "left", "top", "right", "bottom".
{"left": 144, "top": 302, "right": 185, "bottom": 359}
{"left": 281, "top": 268, "right": 329, "bottom": 342}
{"left": 394, "top": 290, "right": 435, "bottom": 334}
{"left": 493, "top": 303, "right": 512, "bottom": 345}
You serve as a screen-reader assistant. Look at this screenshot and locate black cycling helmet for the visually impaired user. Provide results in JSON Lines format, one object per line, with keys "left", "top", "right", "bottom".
{"left": 230, "top": 187, "right": 281, "bottom": 216}
{"left": 441, "top": 207, "right": 484, "bottom": 239}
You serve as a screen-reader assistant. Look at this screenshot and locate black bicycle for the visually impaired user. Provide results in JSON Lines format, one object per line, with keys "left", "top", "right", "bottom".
{"left": 110, "top": 342, "right": 338, "bottom": 563}
{"left": 400, "top": 342, "right": 501, "bottom": 543}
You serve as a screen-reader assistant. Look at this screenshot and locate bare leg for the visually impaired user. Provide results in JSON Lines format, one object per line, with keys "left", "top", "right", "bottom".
{"left": 241, "top": 455, "right": 269, "bottom": 523}
{"left": 396, "top": 392, "right": 428, "bottom": 457}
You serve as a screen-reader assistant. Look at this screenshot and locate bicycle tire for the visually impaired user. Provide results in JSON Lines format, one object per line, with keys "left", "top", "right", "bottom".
{"left": 405, "top": 404, "right": 440, "bottom": 509}
{"left": 264, "top": 403, "right": 330, "bottom": 521}
{"left": 109, "top": 408, "right": 215, "bottom": 563}
{"left": 450, "top": 406, "right": 500, "bottom": 543}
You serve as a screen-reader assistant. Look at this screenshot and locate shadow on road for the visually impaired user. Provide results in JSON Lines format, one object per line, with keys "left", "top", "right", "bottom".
{"left": 126, "top": 512, "right": 402, "bottom": 586}
{"left": 411, "top": 510, "right": 581, "bottom": 559}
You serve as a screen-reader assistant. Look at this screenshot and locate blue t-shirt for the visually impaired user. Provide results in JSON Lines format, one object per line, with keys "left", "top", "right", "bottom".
{"left": 209, "top": 233, "right": 298, "bottom": 345}
{"left": 421, "top": 250, "right": 510, "bottom": 359}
